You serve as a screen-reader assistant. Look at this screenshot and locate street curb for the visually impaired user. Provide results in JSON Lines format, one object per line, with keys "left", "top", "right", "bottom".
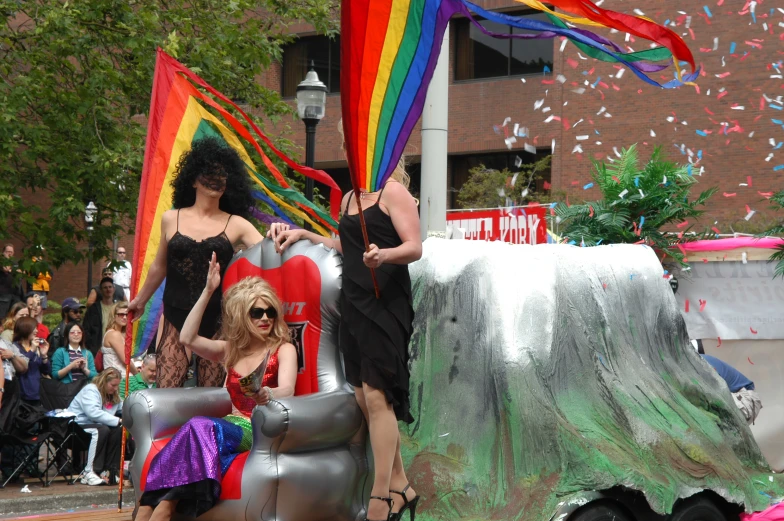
{"left": 0, "top": 487, "right": 136, "bottom": 516}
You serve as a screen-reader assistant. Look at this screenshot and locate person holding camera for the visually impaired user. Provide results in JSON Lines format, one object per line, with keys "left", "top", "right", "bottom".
{"left": 51, "top": 322, "right": 96, "bottom": 383}
{"left": 13, "top": 316, "right": 50, "bottom": 406}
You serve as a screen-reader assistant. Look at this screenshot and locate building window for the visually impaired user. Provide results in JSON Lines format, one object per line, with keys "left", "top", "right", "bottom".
{"left": 449, "top": 150, "right": 551, "bottom": 209}
{"left": 454, "top": 11, "right": 554, "bottom": 81}
{"left": 281, "top": 36, "right": 341, "bottom": 97}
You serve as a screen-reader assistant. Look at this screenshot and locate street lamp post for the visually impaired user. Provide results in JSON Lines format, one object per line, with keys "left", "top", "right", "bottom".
{"left": 296, "top": 66, "right": 327, "bottom": 203}
{"left": 84, "top": 201, "right": 97, "bottom": 295}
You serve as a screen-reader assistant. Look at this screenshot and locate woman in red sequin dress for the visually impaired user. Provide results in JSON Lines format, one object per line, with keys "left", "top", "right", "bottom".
{"left": 136, "top": 255, "right": 297, "bottom": 521}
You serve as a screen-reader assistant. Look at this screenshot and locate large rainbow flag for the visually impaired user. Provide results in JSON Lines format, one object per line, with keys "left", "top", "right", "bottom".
{"left": 341, "top": 0, "right": 699, "bottom": 195}
{"left": 127, "top": 49, "right": 342, "bottom": 357}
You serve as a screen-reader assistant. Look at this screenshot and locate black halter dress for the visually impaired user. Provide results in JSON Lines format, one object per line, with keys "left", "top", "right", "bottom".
{"left": 338, "top": 188, "right": 414, "bottom": 423}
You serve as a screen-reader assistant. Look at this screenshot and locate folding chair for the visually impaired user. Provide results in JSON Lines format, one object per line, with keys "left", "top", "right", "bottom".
{"left": 38, "top": 377, "right": 90, "bottom": 485}
{"left": 0, "top": 429, "right": 53, "bottom": 488}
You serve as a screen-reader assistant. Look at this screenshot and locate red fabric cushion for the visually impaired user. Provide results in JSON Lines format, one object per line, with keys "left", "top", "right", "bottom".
{"left": 219, "top": 452, "right": 249, "bottom": 500}
{"left": 139, "top": 437, "right": 172, "bottom": 492}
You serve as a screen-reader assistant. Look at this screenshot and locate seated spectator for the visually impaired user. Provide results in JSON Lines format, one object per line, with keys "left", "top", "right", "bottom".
{"left": 52, "top": 323, "right": 96, "bottom": 383}
{"left": 101, "top": 303, "right": 135, "bottom": 379}
{"left": 86, "top": 268, "right": 125, "bottom": 307}
{"left": 25, "top": 293, "right": 49, "bottom": 341}
{"left": 1, "top": 302, "right": 29, "bottom": 343}
{"left": 48, "top": 298, "right": 84, "bottom": 350}
{"left": 120, "top": 353, "right": 157, "bottom": 399}
{"left": 67, "top": 368, "right": 123, "bottom": 486}
{"left": 1, "top": 331, "right": 29, "bottom": 384}
{"left": 84, "top": 277, "right": 124, "bottom": 356}
{"left": 701, "top": 354, "right": 763, "bottom": 424}
{"left": 13, "top": 316, "right": 50, "bottom": 406}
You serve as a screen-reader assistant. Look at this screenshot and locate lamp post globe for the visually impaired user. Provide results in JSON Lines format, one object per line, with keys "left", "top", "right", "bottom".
{"left": 296, "top": 67, "right": 327, "bottom": 203}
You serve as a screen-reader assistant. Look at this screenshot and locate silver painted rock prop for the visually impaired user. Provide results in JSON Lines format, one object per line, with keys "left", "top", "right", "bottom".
{"left": 401, "top": 239, "right": 782, "bottom": 521}
{"left": 124, "top": 239, "right": 368, "bottom": 521}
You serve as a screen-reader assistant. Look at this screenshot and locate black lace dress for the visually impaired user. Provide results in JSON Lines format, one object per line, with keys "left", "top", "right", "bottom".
{"left": 338, "top": 189, "right": 414, "bottom": 423}
{"left": 156, "top": 211, "right": 234, "bottom": 388}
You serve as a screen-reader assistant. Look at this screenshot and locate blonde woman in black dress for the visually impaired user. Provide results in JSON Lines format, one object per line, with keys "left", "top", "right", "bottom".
{"left": 269, "top": 151, "right": 422, "bottom": 521}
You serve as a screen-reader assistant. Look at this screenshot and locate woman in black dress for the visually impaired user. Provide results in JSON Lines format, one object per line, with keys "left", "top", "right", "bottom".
{"left": 269, "top": 153, "right": 422, "bottom": 521}
{"left": 128, "top": 137, "right": 263, "bottom": 388}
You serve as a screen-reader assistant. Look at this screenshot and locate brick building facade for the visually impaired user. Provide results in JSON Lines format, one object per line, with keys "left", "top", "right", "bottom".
{"left": 31, "top": 0, "right": 784, "bottom": 306}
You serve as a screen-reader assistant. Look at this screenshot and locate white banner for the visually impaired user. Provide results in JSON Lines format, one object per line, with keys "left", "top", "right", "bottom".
{"left": 675, "top": 260, "right": 784, "bottom": 340}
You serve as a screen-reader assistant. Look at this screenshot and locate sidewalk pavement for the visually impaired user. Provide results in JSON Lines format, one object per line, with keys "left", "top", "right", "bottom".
{"left": 0, "top": 479, "right": 135, "bottom": 519}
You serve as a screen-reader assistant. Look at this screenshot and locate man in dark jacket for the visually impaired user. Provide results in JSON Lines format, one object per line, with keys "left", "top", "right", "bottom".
{"left": 83, "top": 277, "right": 122, "bottom": 355}
{"left": 0, "top": 244, "right": 24, "bottom": 318}
{"left": 48, "top": 297, "right": 85, "bottom": 350}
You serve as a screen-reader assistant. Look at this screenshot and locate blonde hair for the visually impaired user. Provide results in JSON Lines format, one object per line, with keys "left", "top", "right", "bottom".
{"left": 107, "top": 302, "right": 128, "bottom": 335}
{"left": 221, "top": 277, "right": 290, "bottom": 370}
{"left": 94, "top": 367, "right": 121, "bottom": 406}
{"left": 338, "top": 118, "right": 410, "bottom": 191}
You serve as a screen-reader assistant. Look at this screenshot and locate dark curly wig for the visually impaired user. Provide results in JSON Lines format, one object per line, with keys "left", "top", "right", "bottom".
{"left": 171, "top": 136, "right": 254, "bottom": 219}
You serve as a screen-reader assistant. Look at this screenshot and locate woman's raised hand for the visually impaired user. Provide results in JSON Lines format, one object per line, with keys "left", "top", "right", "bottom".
{"left": 205, "top": 252, "right": 221, "bottom": 294}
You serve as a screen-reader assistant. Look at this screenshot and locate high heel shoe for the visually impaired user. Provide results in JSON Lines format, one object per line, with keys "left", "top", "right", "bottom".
{"left": 389, "top": 484, "right": 420, "bottom": 521}
{"left": 365, "top": 495, "right": 394, "bottom": 521}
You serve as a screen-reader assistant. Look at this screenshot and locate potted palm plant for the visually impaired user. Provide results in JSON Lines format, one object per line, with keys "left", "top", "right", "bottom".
{"left": 552, "top": 145, "right": 717, "bottom": 266}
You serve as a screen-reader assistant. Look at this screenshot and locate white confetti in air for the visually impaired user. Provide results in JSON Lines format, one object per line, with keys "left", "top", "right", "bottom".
{"left": 438, "top": 433, "right": 450, "bottom": 437}
{"left": 521, "top": 188, "right": 529, "bottom": 198}
{"left": 572, "top": 88, "right": 586, "bottom": 94}
{"left": 765, "top": 153, "right": 774, "bottom": 162}
{"left": 542, "top": 107, "right": 551, "bottom": 113}
{"left": 597, "top": 106, "right": 606, "bottom": 115}
{"left": 551, "top": 139, "right": 556, "bottom": 154}
{"left": 515, "top": 156, "right": 523, "bottom": 168}
{"left": 577, "top": 52, "right": 588, "bottom": 60}
{"left": 524, "top": 143, "right": 537, "bottom": 154}
{"left": 513, "top": 123, "right": 519, "bottom": 136}
{"left": 534, "top": 99, "right": 545, "bottom": 110}
{"left": 731, "top": 106, "right": 745, "bottom": 110}
{"left": 572, "top": 118, "right": 584, "bottom": 128}
{"left": 613, "top": 147, "right": 622, "bottom": 158}
{"left": 502, "top": 117, "right": 511, "bottom": 127}
{"left": 556, "top": 74, "right": 567, "bottom": 84}
{"left": 511, "top": 173, "right": 519, "bottom": 187}
{"left": 650, "top": 129, "right": 657, "bottom": 137}
{"left": 576, "top": 135, "right": 589, "bottom": 141}
{"left": 619, "top": 189, "right": 629, "bottom": 198}
{"left": 745, "top": 211, "right": 756, "bottom": 221}
{"left": 520, "top": 78, "right": 526, "bottom": 83}
{"left": 572, "top": 144, "right": 583, "bottom": 154}
{"left": 616, "top": 68, "right": 625, "bottom": 78}
{"left": 666, "top": 116, "right": 675, "bottom": 123}
{"left": 712, "top": 37, "right": 719, "bottom": 51}
{"left": 544, "top": 115, "right": 555, "bottom": 123}
{"left": 560, "top": 39, "right": 568, "bottom": 52}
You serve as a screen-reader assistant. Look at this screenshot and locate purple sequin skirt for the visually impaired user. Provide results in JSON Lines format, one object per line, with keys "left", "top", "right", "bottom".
{"left": 140, "top": 415, "right": 252, "bottom": 517}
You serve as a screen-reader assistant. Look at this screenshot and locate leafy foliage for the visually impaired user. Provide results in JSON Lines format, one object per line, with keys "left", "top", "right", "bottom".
{"left": 456, "top": 154, "right": 556, "bottom": 209}
{"left": 0, "top": 0, "right": 338, "bottom": 278}
{"left": 553, "top": 145, "right": 717, "bottom": 265}
{"left": 760, "top": 190, "right": 784, "bottom": 279}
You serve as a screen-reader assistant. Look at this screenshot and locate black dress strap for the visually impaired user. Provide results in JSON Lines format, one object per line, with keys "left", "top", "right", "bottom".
{"left": 343, "top": 190, "right": 354, "bottom": 215}
{"left": 223, "top": 215, "right": 233, "bottom": 232}
{"left": 176, "top": 209, "right": 181, "bottom": 231}
{"left": 375, "top": 184, "right": 387, "bottom": 206}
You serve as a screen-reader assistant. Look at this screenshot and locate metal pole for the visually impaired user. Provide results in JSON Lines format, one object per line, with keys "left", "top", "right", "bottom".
{"left": 304, "top": 118, "right": 318, "bottom": 232}
{"left": 304, "top": 119, "right": 318, "bottom": 200}
{"left": 87, "top": 233, "right": 94, "bottom": 295}
{"left": 420, "top": 24, "right": 449, "bottom": 239}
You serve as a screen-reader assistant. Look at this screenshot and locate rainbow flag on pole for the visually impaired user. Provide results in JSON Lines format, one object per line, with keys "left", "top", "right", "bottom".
{"left": 341, "top": 0, "right": 698, "bottom": 195}
{"left": 127, "top": 49, "right": 342, "bottom": 357}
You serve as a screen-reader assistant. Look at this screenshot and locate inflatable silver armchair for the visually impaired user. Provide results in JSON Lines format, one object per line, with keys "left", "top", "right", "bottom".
{"left": 124, "top": 240, "right": 368, "bottom": 521}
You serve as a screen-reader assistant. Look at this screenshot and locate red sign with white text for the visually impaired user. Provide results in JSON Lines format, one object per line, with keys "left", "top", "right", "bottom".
{"left": 446, "top": 206, "right": 547, "bottom": 245}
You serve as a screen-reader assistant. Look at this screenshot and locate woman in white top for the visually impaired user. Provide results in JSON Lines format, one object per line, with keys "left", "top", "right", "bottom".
{"left": 101, "top": 302, "right": 135, "bottom": 379}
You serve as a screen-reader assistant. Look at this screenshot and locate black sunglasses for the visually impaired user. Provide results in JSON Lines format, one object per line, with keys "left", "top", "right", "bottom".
{"left": 249, "top": 307, "right": 278, "bottom": 320}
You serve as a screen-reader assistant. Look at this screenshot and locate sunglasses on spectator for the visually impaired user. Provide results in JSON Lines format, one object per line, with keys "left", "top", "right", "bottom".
{"left": 116, "top": 312, "right": 129, "bottom": 317}
{"left": 117, "top": 251, "right": 126, "bottom": 254}
{"left": 249, "top": 307, "right": 277, "bottom": 320}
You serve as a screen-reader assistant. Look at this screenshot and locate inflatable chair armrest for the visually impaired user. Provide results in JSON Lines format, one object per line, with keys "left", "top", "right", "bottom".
{"left": 124, "top": 388, "right": 232, "bottom": 441}
{"left": 252, "top": 391, "right": 363, "bottom": 453}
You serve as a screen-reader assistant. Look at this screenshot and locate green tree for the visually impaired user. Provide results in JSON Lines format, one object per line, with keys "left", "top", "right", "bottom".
{"left": 0, "top": 0, "right": 338, "bottom": 278}
{"left": 456, "top": 154, "right": 556, "bottom": 209}
{"left": 761, "top": 190, "right": 784, "bottom": 278}
{"left": 552, "top": 145, "right": 717, "bottom": 265}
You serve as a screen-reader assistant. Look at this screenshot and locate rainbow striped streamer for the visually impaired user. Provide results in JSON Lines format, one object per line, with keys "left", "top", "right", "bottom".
{"left": 128, "top": 50, "right": 342, "bottom": 357}
{"left": 341, "top": 0, "right": 698, "bottom": 194}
